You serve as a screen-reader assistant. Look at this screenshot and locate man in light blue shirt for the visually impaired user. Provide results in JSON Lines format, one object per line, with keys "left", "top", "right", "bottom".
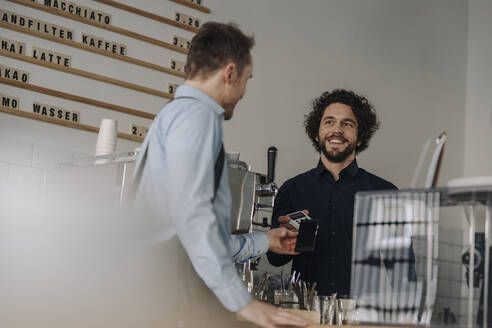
{"left": 134, "top": 22, "right": 308, "bottom": 328}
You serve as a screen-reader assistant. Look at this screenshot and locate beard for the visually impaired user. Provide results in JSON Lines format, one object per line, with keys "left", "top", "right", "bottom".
{"left": 223, "top": 109, "right": 233, "bottom": 120}
{"left": 319, "top": 137, "right": 357, "bottom": 163}
{"left": 223, "top": 101, "right": 237, "bottom": 121}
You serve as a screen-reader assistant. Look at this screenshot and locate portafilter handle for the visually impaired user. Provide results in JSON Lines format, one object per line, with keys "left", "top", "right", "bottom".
{"left": 267, "top": 146, "right": 278, "bottom": 184}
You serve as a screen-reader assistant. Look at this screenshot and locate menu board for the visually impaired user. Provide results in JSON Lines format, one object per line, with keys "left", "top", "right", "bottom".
{"left": 0, "top": 0, "right": 211, "bottom": 142}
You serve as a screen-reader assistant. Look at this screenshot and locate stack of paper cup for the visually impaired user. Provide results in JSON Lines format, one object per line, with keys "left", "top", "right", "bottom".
{"left": 226, "top": 151, "right": 240, "bottom": 162}
{"left": 95, "top": 119, "right": 118, "bottom": 156}
{"left": 226, "top": 151, "right": 240, "bottom": 168}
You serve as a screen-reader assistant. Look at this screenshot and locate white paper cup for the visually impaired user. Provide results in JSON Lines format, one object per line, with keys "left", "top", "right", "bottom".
{"left": 226, "top": 151, "right": 240, "bottom": 162}
{"left": 95, "top": 141, "right": 116, "bottom": 147}
{"left": 95, "top": 119, "right": 118, "bottom": 156}
{"left": 95, "top": 147, "right": 116, "bottom": 156}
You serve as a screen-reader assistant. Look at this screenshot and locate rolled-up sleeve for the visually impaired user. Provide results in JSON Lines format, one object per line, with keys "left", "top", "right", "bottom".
{"left": 230, "top": 232, "right": 269, "bottom": 263}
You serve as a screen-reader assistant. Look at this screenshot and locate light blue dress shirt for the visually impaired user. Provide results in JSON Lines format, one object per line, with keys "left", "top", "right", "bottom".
{"left": 133, "top": 85, "right": 269, "bottom": 312}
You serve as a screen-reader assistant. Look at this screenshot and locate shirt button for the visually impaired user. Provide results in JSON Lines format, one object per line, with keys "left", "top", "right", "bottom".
{"left": 331, "top": 231, "right": 335, "bottom": 235}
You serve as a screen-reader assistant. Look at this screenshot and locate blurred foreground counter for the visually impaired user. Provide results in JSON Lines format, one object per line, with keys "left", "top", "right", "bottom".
{"left": 40, "top": 153, "right": 492, "bottom": 328}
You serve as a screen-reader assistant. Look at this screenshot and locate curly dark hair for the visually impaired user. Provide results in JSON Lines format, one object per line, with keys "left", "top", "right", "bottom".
{"left": 304, "top": 89, "right": 380, "bottom": 154}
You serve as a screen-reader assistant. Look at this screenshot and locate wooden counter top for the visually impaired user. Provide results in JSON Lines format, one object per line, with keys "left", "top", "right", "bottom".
{"left": 237, "top": 309, "right": 425, "bottom": 327}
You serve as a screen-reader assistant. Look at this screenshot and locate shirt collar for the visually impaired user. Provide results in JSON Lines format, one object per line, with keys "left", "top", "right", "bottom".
{"left": 174, "top": 84, "right": 225, "bottom": 117}
{"left": 313, "top": 158, "right": 360, "bottom": 178}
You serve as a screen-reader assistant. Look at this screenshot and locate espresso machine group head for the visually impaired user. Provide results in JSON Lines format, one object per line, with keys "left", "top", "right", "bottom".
{"left": 255, "top": 146, "right": 279, "bottom": 210}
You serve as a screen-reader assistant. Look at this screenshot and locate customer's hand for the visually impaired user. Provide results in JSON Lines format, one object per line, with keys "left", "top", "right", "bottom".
{"left": 265, "top": 227, "right": 299, "bottom": 255}
{"left": 238, "top": 300, "right": 310, "bottom": 328}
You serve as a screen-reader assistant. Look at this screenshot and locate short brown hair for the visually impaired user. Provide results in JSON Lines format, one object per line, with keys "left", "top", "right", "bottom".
{"left": 184, "top": 22, "right": 255, "bottom": 79}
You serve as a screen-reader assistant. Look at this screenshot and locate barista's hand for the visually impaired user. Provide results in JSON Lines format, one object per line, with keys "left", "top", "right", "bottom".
{"left": 238, "top": 300, "right": 310, "bottom": 328}
{"left": 265, "top": 227, "right": 299, "bottom": 255}
{"left": 278, "top": 210, "right": 310, "bottom": 231}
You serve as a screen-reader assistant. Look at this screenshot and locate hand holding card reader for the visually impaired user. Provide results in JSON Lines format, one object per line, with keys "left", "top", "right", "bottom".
{"left": 286, "top": 211, "right": 319, "bottom": 252}
{"left": 286, "top": 210, "right": 311, "bottom": 230}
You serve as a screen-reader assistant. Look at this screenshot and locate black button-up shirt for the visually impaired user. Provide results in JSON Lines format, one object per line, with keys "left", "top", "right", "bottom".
{"left": 267, "top": 159, "right": 397, "bottom": 296}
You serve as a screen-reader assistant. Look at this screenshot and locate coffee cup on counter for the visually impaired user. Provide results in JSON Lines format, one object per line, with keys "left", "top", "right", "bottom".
{"left": 335, "top": 297, "right": 357, "bottom": 325}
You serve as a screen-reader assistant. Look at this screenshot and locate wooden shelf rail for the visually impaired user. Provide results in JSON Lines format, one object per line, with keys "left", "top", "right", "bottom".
{"left": 0, "top": 21, "right": 187, "bottom": 77}
{"left": 0, "top": 105, "right": 144, "bottom": 142}
{"left": 0, "top": 77, "right": 156, "bottom": 120}
{"left": 93, "top": 0, "right": 200, "bottom": 32}
{"left": 0, "top": 50, "right": 175, "bottom": 98}
{"left": 169, "top": 0, "right": 211, "bottom": 14}
{"left": 6, "top": 0, "right": 194, "bottom": 52}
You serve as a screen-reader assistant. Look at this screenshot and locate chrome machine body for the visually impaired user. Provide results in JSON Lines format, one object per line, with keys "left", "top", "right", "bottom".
{"left": 228, "top": 147, "right": 278, "bottom": 233}
{"left": 228, "top": 147, "right": 279, "bottom": 294}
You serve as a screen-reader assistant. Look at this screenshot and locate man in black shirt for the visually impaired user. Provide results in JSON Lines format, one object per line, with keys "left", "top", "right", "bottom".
{"left": 267, "top": 89, "right": 397, "bottom": 296}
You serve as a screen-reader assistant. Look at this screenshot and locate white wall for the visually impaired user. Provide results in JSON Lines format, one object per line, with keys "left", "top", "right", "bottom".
{"left": 208, "top": 0, "right": 468, "bottom": 188}
{"left": 0, "top": 0, "right": 469, "bottom": 188}
{"left": 465, "top": 0, "right": 492, "bottom": 177}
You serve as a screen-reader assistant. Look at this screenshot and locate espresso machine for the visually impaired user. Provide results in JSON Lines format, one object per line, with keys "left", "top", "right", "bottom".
{"left": 228, "top": 147, "right": 278, "bottom": 295}
{"left": 228, "top": 146, "right": 278, "bottom": 232}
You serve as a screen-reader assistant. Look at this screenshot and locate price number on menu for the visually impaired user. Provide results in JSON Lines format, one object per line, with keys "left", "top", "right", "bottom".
{"left": 169, "top": 59, "right": 185, "bottom": 72}
{"left": 172, "top": 35, "right": 191, "bottom": 50}
{"left": 131, "top": 124, "right": 148, "bottom": 138}
{"left": 168, "top": 83, "right": 180, "bottom": 95}
{"left": 174, "top": 11, "right": 200, "bottom": 28}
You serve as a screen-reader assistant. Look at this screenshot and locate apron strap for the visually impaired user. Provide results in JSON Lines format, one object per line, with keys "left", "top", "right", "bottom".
{"left": 213, "top": 143, "right": 225, "bottom": 202}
